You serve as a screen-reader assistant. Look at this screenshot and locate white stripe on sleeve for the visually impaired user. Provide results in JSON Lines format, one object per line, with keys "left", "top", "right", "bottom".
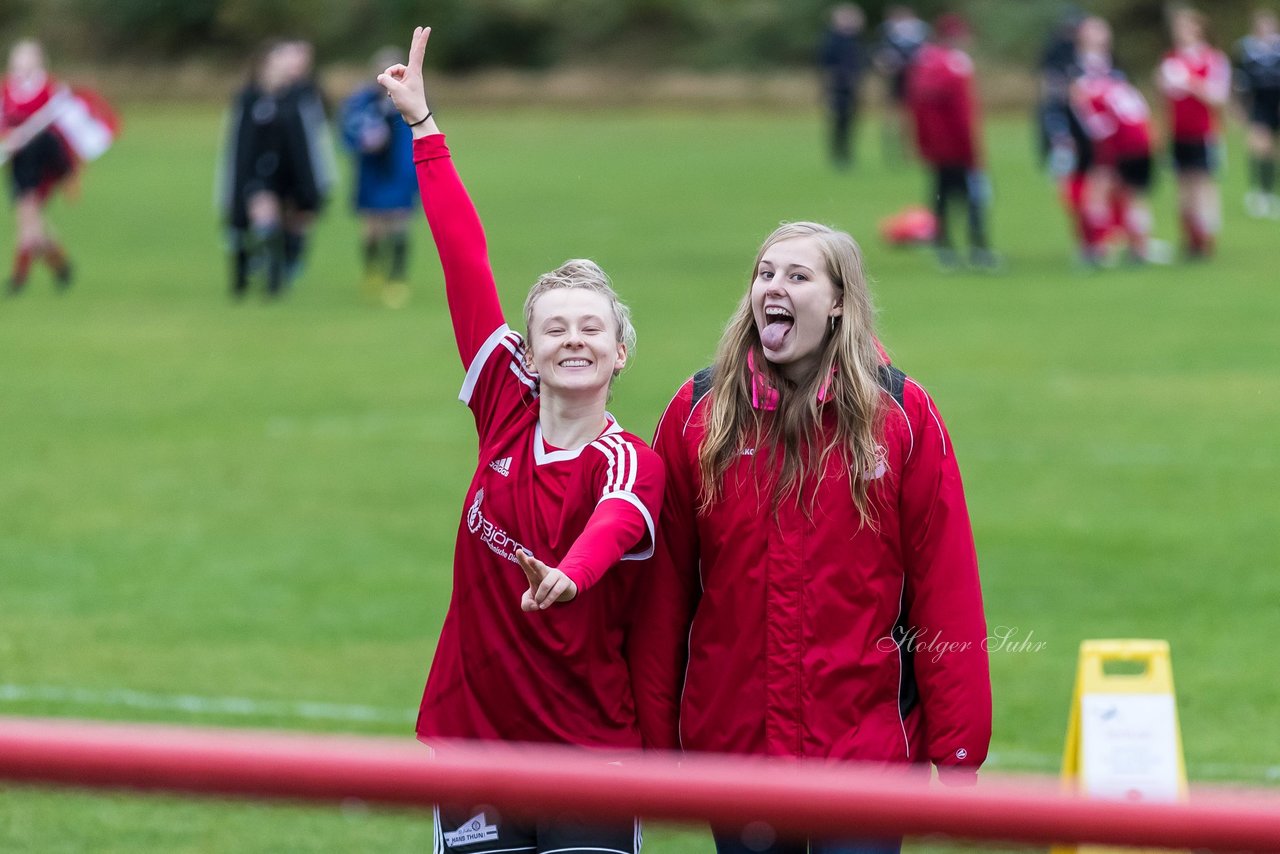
{"left": 603, "top": 435, "right": 638, "bottom": 492}
{"left": 458, "top": 324, "right": 513, "bottom": 405}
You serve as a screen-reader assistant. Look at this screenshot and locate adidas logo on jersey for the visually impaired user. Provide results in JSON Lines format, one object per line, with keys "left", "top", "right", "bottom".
{"left": 488, "top": 456, "right": 512, "bottom": 477}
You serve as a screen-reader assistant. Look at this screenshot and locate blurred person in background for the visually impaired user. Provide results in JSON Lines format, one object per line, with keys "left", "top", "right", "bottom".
{"left": 630, "top": 221, "right": 991, "bottom": 854}
{"left": 2, "top": 40, "right": 75, "bottom": 294}
{"left": 819, "top": 3, "right": 868, "bottom": 169}
{"left": 340, "top": 46, "right": 417, "bottom": 308}
{"left": 219, "top": 39, "right": 334, "bottom": 299}
{"left": 1157, "top": 6, "right": 1231, "bottom": 259}
{"left": 1033, "top": 11, "right": 1102, "bottom": 263}
{"left": 905, "top": 13, "right": 997, "bottom": 271}
{"left": 1069, "top": 16, "right": 1162, "bottom": 266}
{"left": 873, "top": 5, "right": 928, "bottom": 165}
{"left": 1035, "top": 9, "right": 1085, "bottom": 174}
{"left": 380, "top": 26, "right": 664, "bottom": 854}
{"left": 1234, "top": 8, "right": 1280, "bottom": 218}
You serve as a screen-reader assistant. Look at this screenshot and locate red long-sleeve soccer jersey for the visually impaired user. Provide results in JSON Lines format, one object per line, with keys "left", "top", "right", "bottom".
{"left": 629, "top": 367, "right": 991, "bottom": 778}
{"left": 411, "top": 134, "right": 664, "bottom": 749}
{"left": 906, "top": 42, "right": 981, "bottom": 169}
{"left": 1071, "top": 72, "right": 1154, "bottom": 164}
{"left": 1159, "top": 45, "right": 1231, "bottom": 142}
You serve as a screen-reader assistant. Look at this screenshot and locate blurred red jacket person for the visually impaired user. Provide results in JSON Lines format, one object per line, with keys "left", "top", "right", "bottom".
{"left": 906, "top": 26, "right": 981, "bottom": 168}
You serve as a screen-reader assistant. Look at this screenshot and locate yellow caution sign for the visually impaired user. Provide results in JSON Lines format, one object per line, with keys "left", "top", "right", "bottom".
{"left": 1051, "top": 640, "right": 1187, "bottom": 854}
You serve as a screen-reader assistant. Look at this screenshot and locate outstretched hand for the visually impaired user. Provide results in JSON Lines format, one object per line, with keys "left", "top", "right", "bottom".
{"left": 377, "top": 26, "right": 432, "bottom": 129}
{"left": 516, "top": 550, "right": 578, "bottom": 612}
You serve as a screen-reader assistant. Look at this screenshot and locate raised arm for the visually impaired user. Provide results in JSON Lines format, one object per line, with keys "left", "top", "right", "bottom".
{"left": 378, "top": 27, "right": 504, "bottom": 368}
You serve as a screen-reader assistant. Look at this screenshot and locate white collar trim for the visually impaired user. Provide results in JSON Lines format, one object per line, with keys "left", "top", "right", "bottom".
{"left": 533, "top": 414, "right": 622, "bottom": 465}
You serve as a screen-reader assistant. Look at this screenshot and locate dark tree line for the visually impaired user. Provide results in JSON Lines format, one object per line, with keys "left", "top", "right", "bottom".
{"left": 1, "top": 0, "right": 1270, "bottom": 72}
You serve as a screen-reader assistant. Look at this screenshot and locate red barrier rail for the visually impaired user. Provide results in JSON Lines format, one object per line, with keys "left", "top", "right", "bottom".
{"left": 2, "top": 717, "right": 1280, "bottom": 851}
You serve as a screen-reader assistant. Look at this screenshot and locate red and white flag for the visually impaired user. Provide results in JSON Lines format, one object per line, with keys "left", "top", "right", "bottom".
{"left": 1, "top": 85, "right": 119, "bottom": 164}
{"left": 50, "top": 86, "right": 119, "bottom": 161}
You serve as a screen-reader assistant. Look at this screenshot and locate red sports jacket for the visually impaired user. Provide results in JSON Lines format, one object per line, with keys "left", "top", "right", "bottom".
{"left": 629, "top": 366, "right": 991, "bottom": 779}
{"left": 906, "top": 43, "right": 981, "bottom": 169}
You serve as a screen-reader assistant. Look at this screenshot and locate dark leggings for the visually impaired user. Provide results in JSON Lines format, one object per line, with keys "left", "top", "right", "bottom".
{"left": 932, "top": 165, "right": 988, "bottom": 252}
{"left": 829, "top": 88, "right": 859, "bottom": 165}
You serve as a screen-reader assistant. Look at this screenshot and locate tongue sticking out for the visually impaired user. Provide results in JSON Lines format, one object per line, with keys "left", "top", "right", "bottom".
{"left": 761, "top": 319, "right": 793, "bottom": 351}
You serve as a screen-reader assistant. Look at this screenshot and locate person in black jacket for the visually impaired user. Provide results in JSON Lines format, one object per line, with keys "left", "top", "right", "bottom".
{"left": 819, "top": 4, "right": 867, "bottom": 169}
{"left": 1235, "top": 9, "right": 1280, "bottom": 217}
{"left": 218, "top": 40, "right": 334, "bottom": 298}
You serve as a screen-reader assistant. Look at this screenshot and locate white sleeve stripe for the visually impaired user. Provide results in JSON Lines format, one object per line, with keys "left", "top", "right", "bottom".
{"left": 929, "top": 402, "right": 947, "bottom": 456}
{"left": 600, "top": 434, "right": 638, "bottom": 493}
{"left": 499, "top": 334, "right": 537, "bottom": 384}
{"left": 592, "top": 438, "right": 623, "bottom": 494}
{"left": 508, "top": 362, "right": 538, "bottom": 393}
{"left": 619, "top": 436, "right": 638, "bottom": 492}
{"left": 599, "top": 491, "right": 656, "bottom": 562}
{"left": 684, "top": 387, "right": 711, "bottom": 436}
{"left": 458, "top": 324, "right": 511, "bottom": 405}
{"left": 885, "top": 387, "right": 913, "bottom": 461}
{"left": 603, "top": 440, "right": 620, "bottom": 493}
{"left": 905, "top": 378, "right": 947, "bottom": 457}
{"left": 652, "top": 391, "right": 680, "bottom": 443}
{"left": 612, "top": 439, "right": 628, "bottom": 492}
{"left": 622, "top": 438, "right": 638, "bottom": 492}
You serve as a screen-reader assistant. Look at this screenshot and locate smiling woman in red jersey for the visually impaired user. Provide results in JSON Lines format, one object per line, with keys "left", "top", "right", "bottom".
{"left": 379, "top": 27, "right": 663, "bottom": 854}
{"left": 630, "top": 222, "right": 991, "bottom": 854}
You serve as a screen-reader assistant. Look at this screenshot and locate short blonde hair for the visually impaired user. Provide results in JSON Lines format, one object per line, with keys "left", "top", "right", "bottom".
{"left": 523, "top": 259, "right": 637, "bottom": 364}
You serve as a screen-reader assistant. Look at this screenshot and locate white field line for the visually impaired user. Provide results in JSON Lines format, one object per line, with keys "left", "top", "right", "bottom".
{"left": 2, "top": 684, "right": 1278, "bottom": 783}
{"left": 0, "top": 683, "right": 415, "bottom": 726}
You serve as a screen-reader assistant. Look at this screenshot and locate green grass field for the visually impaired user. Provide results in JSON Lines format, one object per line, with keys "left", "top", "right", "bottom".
{"left": 2, "top": 101, "right": 1279, "bottom": 852}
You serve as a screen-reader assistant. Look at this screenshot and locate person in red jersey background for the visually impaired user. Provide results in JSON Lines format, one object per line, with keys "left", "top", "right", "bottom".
{"left": 905, "top": 14, "right": 997, "bottom": 271}
{"left": 2, "top": 40, "right": 75, "bottom": 294}
{"left": 630, "top": 221, "right": 991, "bottom": 854}
{"left": 1070, "top": 16, "right": 1161, "bottom": 265}
{"left": 380, "top": 26, "right": 663, "bottom": 854}
{"left": 1157, "top": 6, "right": 1231, "bottom": 259}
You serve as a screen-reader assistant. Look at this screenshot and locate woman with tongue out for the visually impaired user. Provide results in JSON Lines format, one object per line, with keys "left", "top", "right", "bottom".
{"left": 380, "top": 27, "right": 664, "bottom": 854}
{"left": 631, "top": 222, "right": 991, "bottom": 854}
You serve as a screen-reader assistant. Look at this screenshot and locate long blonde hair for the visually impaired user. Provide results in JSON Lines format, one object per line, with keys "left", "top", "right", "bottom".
{"left": 697, "top": 222, "right": 886, "bottom": 520}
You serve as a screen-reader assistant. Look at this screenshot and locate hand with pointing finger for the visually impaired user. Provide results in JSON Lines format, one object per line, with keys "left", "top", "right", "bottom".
{"left": 516, "top": 550, "right": 578, "bottom": 612}
{"left": 377, "top": 26, "right": 437, "bottom": 137}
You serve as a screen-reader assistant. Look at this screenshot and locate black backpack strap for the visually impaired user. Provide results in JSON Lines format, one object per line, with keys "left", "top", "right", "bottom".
{"left": 877, "top": 363, "right": 907, "bottom": 408}
{"left": 691, "top": 366, "right": 714, "bottom": 408}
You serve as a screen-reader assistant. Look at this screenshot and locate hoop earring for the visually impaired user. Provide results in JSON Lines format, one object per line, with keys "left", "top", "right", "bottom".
{"left": 829, "top": 315, "right": 839, "bottom": 335}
